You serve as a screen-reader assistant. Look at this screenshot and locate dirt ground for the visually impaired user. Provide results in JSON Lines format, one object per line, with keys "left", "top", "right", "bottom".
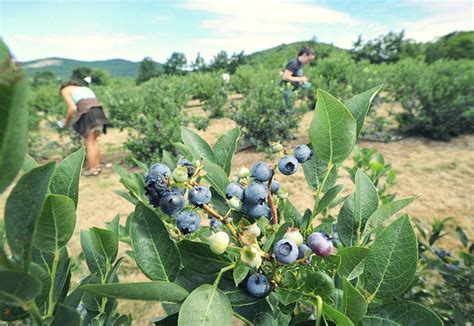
{"left": 1, "top": 105, "right": 473, "bottom": 323}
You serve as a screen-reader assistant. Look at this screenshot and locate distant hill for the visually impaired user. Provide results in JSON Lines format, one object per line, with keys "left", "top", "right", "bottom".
{"left": 20, "top": 57, "right": 162, "bottom": 79}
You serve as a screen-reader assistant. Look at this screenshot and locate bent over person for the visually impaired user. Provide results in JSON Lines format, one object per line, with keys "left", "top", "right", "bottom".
{"left": 281, "top": 47, "right": 316, "bottom": 107}
{"left": 60, "top": 81, "right": 111, "bottom": 176}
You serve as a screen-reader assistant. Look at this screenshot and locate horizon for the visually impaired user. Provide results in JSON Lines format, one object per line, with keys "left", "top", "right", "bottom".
{"left": 1, "top": 0, "right": 473, "bottom": 63}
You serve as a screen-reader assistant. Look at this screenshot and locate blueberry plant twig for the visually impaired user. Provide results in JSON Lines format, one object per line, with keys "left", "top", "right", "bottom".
{"left": 46, "top": 248, "right": 61, "bottom": 317}
{"left": 315, "top": 295, "right": 323, "bottom": 326}
{"left": 202, "top": 204, "right": 239, "bottom": 240}
{"left": 25, "top": 301, "right": 43, "bottom": 325}
{"left": 267, "top": 171, "right": 278, "bottom": 225}
{"left": 307, "top": 161, "right": 334, "bottom": 232}
{"left": 213, "top": 263, "right": 236, "bottom": 288}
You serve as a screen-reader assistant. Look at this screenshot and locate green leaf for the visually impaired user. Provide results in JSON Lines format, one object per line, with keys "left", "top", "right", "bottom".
{"left": 0, "top": 43, "right": 29, "bottom": 194}
{"left": 131, "top": 202, "right": 180, "bottom": 282}
{"left": 281, "top": 200, "right": 302, "bottom": 226}
{"left": 50, "top": 147, "right": 85, "bottom": 208}
{"left": 323, "top": 302, "right": 354, "bottom": 326}
{"left": 373, "top": 301, "right": 443, "bottom": 326}
{"left": 274, "top": 287, "right": 303, "bottom": 305}
{"left": 90, "top": 227, "right": 118, "bottom": 263}
{"left": 178, "top": 284, "right": 233, "bottom": 326}
{"left": 455, "top": 225, "right": 468, "bottom": 247}
{"left": 82, "top": 282, "right": 188, "bottom": 302}
{"left": 364, "top": 215, "right": 418, "bottom": 299}
{"left": 172, "top": 142, "right": 192, "bottom": 160}
{"left": 80, "top": 231, "right": 106, "bottom": 275}
{"left": 181, "top": 127, "right": 217, "bottom": 163}
{"left": 361, "top": 197, "right": 416, "bottom": 240}
{"left": 34, "top": 195, "right": 76, "bottom": 253}
{"left": 345, "top": 85, "right": 383, "bottom": 136}
{"left": 354, "top": 170, "right": 378, "bottom": 227}
{"left": 338, "top": 194, "right": 357, "bottom": 246}
{"left": 162, "top": 150, "right": 177, "bottom": 170}
{"left": 302, "top": 271, "right": 334, "bottom": 300}
{"left": 22, "top": 153, "right": 38, "bottom": 172}
{"left": 5, "top": 162, "right": 55, "bottom": 270}
{"left": 203, "top": 160, "right": 229, "bottom": 199}
{"left": 178, "top": 240, "right": 233, "bottom": 274}
{"left": 302, "top": 150, "right": 338, "bottom": 192}
{"left": 213, "top": 127, "right": 240, "bottom": 175}
{"left": 361, "top": 316, "right": 401, "bottom": 325}
{"left": 51, "top": 304, "right": 81, "bottom": 326}
{"left": 233, "top": 261, "right": 250, "bottom": 287}
{"left": 0, "top": 271, "right": 42, "bottom": 306}
{"left": 342, "top": 279, "right": 367, "bottom": 322}
{"left": 315, "top": 184, "right": 344, "bottom": 215}
{"left": 338, "top": 247, "right": 369, "bottom": 281}
{"left": 309, "top": 89, "right": 356, "bottom": 164}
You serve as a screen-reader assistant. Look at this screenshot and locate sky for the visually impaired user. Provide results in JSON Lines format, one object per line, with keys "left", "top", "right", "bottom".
{"left": 0, "top": 0, "right": 473, "bottom": 63}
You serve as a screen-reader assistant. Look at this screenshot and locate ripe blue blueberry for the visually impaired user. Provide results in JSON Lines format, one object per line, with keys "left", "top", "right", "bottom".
{"left": 225, "top": 182, "right": 245, "bottom": 201}
{"left": 246, "top": 274, "right": 271, "bottom": 298}
{"left": 294, "top": 144, "right": 313, "bottom": 163}
{"left": 251, "top": 162, "right": 273, "bottom": 182}
{"left": 263, "top": 205, "right": 272, "bottom": 220}
{"left": 176, "top": 210, "right": 201, "bottom": 234}
{"left": 177, "top": 159, "right": 195, "bottom": 177}
{"left": 244, "top": 182, "right": 268, "bottom": 205}
{"left": 242, "top": 203, "right": 266, "bottom": 219}
{"left": 144, "top": 163, "right": 172, "bottom": 206}
{"left": 189, "top": 185, "right": 212, "bottom": 206}
{"left": 148, "top": 163, "right": 171, "bottom": 179}
{"left": 271, "top": 180, "right": 280, "bottom": 194}
{"left": 298, "top": 244, "right": 311, "bottom": 260}
{"left": 159, "top": 192, "right": 185, "bottom": 216}
{"left": 278, "top": 155, "right": 299, "bottom": 176}
{"left": 274, "top": 239, "right": 299, "bottom": 264}
{"left": 210, "top": 217, "right": 223, "bottom": 230}
{"left": 307, "top": 232, "right": 333, "bottom": 257}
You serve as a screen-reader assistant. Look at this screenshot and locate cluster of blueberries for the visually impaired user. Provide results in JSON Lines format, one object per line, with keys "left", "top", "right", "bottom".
{"left": 143, "top": 144, "right": 335, "bottom": 299}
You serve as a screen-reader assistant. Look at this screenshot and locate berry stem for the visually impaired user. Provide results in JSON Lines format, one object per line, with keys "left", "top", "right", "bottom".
{"left": 202, "top": 204, "right": 239, "bottom": 240}
{"left": 213, "top": 263, "right": 236, "bottom": 288}
{"left": 267, "top": 171, "right": 278, "bottom": 225}
{"left": 315, "top": 295, "right": 323, "bottom": 326}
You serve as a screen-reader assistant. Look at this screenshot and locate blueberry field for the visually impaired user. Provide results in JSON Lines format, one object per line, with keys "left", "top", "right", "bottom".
{"left": 1, "top": 30, "right": 474, "bottom": 326}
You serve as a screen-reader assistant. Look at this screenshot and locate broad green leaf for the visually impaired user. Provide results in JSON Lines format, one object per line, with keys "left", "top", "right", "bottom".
{"left": 51, "top": 304, "right": 81, "bottom": 326}
{"left": 213, "top": 127, "right": 240, "bottom": 175}
{"left": 281, "top": 200, "right": 302, "bottom": 225}
{"left": 315, "top": 184, "right": 344, "bottom": 214}
{"left": 172, "top": 142, "right": 192, "bottom": 160}
{"left": 302, "top": 271, "right": 334, "bottom": 300}
{"left": 50, "top": 147, "right": 85, "bottom": 208}
{"left": 354, "top": 170, "right": 378, "bottom": 226}
{"left": 178, "top": 284, "right": 233, "bottom": 326}
{"left": 234, "top": 298, "right": 274, "bottom": 324}
{"left": 342, "top": 279, "right": 367, "bottom": 322}
{"left": 106, "top": 214, "right": 120, "bottom": 237}
{"left": 374, "top": 301, "right": 443, "bottom": 326}
{"left": 233, "top": 261, "right": 250, "bottom": 287}
{"left": 364, "top": 215, "right": 418, "bottom": 299}
{"left": 361, "top": 316, "right": 401, "bottom": 326}
{"left": 152, "top": 313, "right": 179, "bottom": 325}
{"left": 178, "top": 240, "right": 233, "bottom": 274}
{"left": 455, "top": 225, "right": 468, "bottom": 247}
{"left": 302, "top": 150, "right": 338, "bottom": 192}
{"left": 0, "top": 43, "right": 29, "bottom": 194}
{"left": 309, "top": 89, "right": 356, "bottom": 164}
{"left": 30, "top": 263, "right": 50, "bottom": 314}
{"left": 34, "top": 195, "right": 76, "bottom": 253}
{"left": 0, "top": 271, "right": 42, "bottom": 306}
{"left": 181, "top": 127, "right": 217, "bottom": 163}
{"left": 90, "top": 227, "right": 118, "bottom": 263}
{"left": 338, "top": 194, "right": 357, "bottom": 246}
{"left": 131, "top": 202, "right": 180, "bottom": 282}
{"left": 203, "top": 160, "right": 229, "bottom": 198}
{"left": 274, "top": 287, "right": 303, "bottom": 305}
{"left": 5, "top": 162, "right": 55, "bottom": 270}
{"left": 345, "top": 85, "right": 383, "bottom": 136}
{"left": 311, "top": 255, "right": 341, "bottom": 278}
{"left": 255, "top": 311, "right": 291, "bottom": 326}
{"left": 323, "top": 302, "right": 354, "bottom": 326}
{"left": 338, "top": 247, "right": 369, "bottom": 280}
{"left": 82, "top": 282, "right": 188, "bottom": 302}
{"left": 162, "top": 149, "right": 177, "bottom": 170}
{"left": 22, "top": 153, "right": 38, "bottom": 172}
{"left": 362, "top": 197, "right": 416, "bottom": 240}
{"left": 64, "top": 274, "right": 97, "bottom": 309}
{"left": 80, "top": 231, "right": 106, "bottom": 275}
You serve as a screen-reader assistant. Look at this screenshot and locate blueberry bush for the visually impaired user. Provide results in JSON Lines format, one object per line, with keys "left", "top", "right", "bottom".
{"left": 1, "top": 39, "right": 443, "bottom": 325}
{"left": 108, "top": 85, "right": 442, "bottom": 324}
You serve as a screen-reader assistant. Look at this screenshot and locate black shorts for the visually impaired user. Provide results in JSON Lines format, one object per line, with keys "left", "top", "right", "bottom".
{"left": 73, "top": 107, "right": 111, "bottom": 137}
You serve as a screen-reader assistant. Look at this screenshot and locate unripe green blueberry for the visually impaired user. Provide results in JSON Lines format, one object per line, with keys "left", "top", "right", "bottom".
{"left": 240, "top": 245, "right": 262, "bottom": 268}
{"left": 283, "top": 230, "right": 304, "bottom": 247}
{"left": 231, "top": 176, "right": 239, "bottom": 183}
{"left": 209, "top": 231, "right": 229, "bottom": 254}
{"left": 227, "top": 197, "right": 241, "bottom": 210}
{"left": 248, "top": 223, "right": 261, "bottom": 237}
{"left": 173, "top": 166, "right": 189, "bottom": 183}
{"left": 272, "top": 142, "right": 284, "bottom": 152}
{"left": 277, "top": 188, "right": 288, "bottom": 199}
{"left": 237, "top": 167, "right": 250, "bottom": 178}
